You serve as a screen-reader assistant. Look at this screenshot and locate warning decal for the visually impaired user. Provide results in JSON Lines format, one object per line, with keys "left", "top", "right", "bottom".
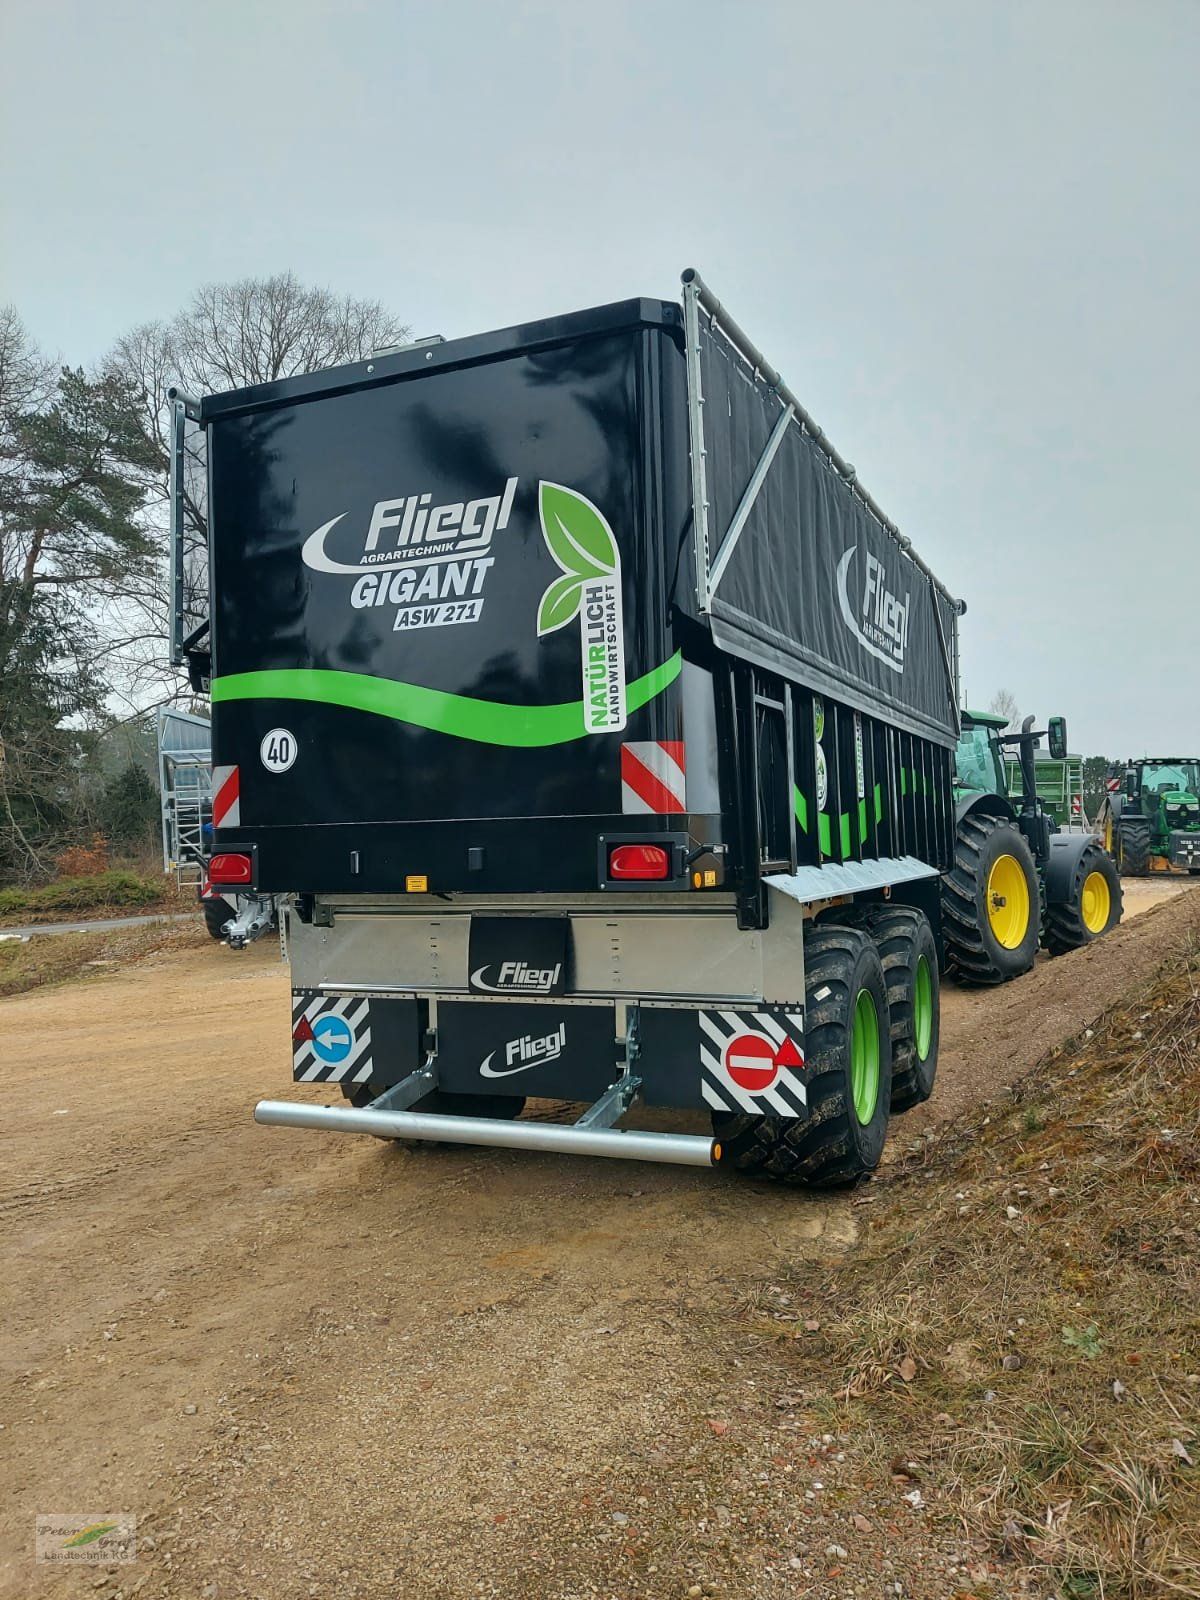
{"left": 212, "top": 764, "right": 240, "bottom": 828}
{"left": 621, "top": 741, "right": 687, "bottom": 814}
{"left": 291, "top": 993, "right": 373, "bottom": 1084}
{"left": 699, "top": 1009, "right": 806, "bottom": 1118}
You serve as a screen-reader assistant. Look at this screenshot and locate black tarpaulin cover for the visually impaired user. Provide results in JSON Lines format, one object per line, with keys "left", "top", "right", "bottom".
{"left": 688, "top": 317, "right": 962, "bottom": 749}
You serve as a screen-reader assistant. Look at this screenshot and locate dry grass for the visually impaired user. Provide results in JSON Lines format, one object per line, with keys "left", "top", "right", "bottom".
{"left": 750, "top": 936, "right": 1200, "bottom": 1598}
{"left": 0, "top": 869, "right": 187, "bottom": 925}
{"left": 0, "top": 920, "right": 207, "bottom": 998}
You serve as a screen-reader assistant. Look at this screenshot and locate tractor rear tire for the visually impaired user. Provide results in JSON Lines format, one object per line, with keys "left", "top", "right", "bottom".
{"left": 1043, "top": 842, "right": 1123, "bottom": 955}
{"left": 819, "top": 905, "right": 939, "bottom": 1112}
{"left": 942, "top": 813, "right": 1041, "bottom": 985}
{"left": 1117, "top": 818, "right": 1151, "bottom": 877}
{"left": 712, "top": 924, "right": 893, "bottom": 1187}
{"left": 203, "top": 899, "right": 230, "bottom": 941}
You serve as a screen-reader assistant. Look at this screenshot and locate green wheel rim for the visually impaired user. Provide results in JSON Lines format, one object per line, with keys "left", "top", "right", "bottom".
{"left": 913, "top": 955, "right": 934, "bottom": 1061}
{"left": 851, "top": 988, "right": 881, "bottom": 1125}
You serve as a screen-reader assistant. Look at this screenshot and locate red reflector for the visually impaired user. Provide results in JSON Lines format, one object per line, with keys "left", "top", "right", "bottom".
{"left": 608, "top": 844, "right": 671, "bottom": 881}
{"left": 208, "top": 852, "right": 252, "bottom": 885}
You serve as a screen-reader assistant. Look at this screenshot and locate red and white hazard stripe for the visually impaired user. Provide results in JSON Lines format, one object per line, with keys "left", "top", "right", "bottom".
{"left": 212, "top": 764, "right": 240, "bottom": 829}
{"left": 621, "top": 741, "right": 686, "bottom": 814}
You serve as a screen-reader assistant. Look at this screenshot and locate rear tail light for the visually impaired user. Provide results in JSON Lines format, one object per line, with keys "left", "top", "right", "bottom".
{"left": 208, "top": 852, "right": 253, "bottom": 885}
{"left": 608, "top": 843, "right": 671, "bottom": 881}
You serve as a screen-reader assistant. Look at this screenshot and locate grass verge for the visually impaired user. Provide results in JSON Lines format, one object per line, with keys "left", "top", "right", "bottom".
{"left": 0, "top": 920, "right": 206, "bottom": 998}
{"left": 0, "top": 870, "right": 184, "bottom": 925}
{"left": 745, "top": 932, "right": 1200, "bottom": 1598}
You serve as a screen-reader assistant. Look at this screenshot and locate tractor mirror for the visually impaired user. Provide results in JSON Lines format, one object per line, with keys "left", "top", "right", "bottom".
{"left": 1048, "top": 717, "right": 1068, "bottom": 761}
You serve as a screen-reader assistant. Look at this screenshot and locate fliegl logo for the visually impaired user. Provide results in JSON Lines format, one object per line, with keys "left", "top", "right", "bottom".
{"left": 469, "top": 959, "right": 563, "bottom": 995}
{"left": 835, "top": 545, "right": 910, "bottom": 674}
{"left": 300, "top": 476, "right": 517, "bottom": 634}
{"left": 536, "top": 483, "right": 626, "bottom": 733}
{"left": 480, "top": 1022, "right": 567, "bottom": 1078}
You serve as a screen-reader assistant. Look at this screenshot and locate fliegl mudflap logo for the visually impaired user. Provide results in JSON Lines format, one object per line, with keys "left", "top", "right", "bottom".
{"left": 835, "top": 544, "right": 910, "bottom": 673}
{"left": 536, "top": 482, "right": 626, "bottom": 733}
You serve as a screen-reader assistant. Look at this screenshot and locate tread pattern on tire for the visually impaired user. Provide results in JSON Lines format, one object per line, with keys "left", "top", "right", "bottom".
{"left": 713, "top": 924, "right": 891, "bottom": 1188}
{"left": 941, "top": 812, "right": 1041, "bottom": 986}
{"left": 1043, "top": 842, "right": 1123, "bottom": 956}
{"left": 843, "top": 906, "right": 939, "bottom": 1112}
{"left": 1118, "top": 817, "right": 1151, "bottom": 877}
{"left": 202, "top": 898, "right": 230, "bottom": 940}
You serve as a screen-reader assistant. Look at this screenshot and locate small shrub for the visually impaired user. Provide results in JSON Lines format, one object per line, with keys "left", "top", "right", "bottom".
{"left": 54, "top": 833, "right": 110, "bottom": 879}
{"left": 0, "top": 870, "right": 164, "bottom": 922}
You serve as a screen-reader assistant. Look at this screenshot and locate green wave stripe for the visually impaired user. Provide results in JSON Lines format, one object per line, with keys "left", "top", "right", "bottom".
{"left": 210, "top": 651, "right": 682, "bottom": 748}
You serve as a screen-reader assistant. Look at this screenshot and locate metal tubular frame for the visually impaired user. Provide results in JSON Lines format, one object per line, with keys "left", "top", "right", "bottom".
{"left": 707, "top": 402, "right": 795, "bottom": 600}
{"left": 680, "top": 268, "right": 966, "bottom": 619}
{"left": 167, "top": 398, "right": 187, "bottom": 667}
{"left": 254, "top": 1093, "right": 717, "bottom": 1168}
{"left": 682, "top": 280, "right": 714, "bottom": 609}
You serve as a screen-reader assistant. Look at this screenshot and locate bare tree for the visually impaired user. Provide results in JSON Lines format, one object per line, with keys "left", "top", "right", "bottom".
{"left": 104, "top": 275, "right": 411, "bottom": 705}
{"left": 988, "top": 688, "right": 1021, "bottom": 731}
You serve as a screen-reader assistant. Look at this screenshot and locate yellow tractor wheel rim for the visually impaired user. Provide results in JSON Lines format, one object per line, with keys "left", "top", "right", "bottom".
{"left": 986, "top": 853, "right": 1031, "bottom": 949}
{"left": 1081, "top": 869, "right": 1111, "bottom": 934}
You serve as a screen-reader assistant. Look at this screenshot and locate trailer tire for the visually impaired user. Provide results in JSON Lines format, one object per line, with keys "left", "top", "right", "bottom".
{"left": 941, "top": 813, "right": 1040, "bottom": 985}
{"left": 712, "top": 925, "right": 893, "bottom": 1187}
{"left": 828, "top": 906, "right": 940, "bottom": 1112}
{"left": 203, "top": 899, "right": 230, "bottom": 941}
{"left": 1043, "top": 843, "right": 1122, "bottom": 955}
{"left": 1117, "top": 818, "right": 1151, "bottom": 877}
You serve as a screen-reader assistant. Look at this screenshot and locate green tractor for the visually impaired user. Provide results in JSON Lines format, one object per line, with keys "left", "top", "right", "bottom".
{"left": 1100, "top": 759, "right": 1200, "bottom": 876}
{"left": 945, "top": 711, "right": 1123, "bottom": 983}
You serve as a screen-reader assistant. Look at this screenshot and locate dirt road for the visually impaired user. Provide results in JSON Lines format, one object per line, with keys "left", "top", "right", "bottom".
{"left": 1, "top": 883, "right": 1195, "bottom": 1600}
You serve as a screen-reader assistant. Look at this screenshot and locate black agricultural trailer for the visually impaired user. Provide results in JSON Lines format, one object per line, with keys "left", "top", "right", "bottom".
{"left": 170, "top": 271, "right": 968, "bottom": 1187}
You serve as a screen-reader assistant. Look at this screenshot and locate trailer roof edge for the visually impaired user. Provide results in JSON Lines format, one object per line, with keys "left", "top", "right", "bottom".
{"left": 681, "top": 268, "right": 965, "bottom": 617}
{"left": 196, "top": 297, "right": 682, "bottom": 423}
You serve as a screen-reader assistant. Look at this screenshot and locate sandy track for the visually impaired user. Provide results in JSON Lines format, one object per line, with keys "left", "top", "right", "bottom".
{"left": 0, "top": 883, "right": 1195, "bottom": 1599}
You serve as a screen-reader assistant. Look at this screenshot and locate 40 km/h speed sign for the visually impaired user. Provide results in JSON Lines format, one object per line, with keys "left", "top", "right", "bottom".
{"left": 260, "top": 728, "right": 297, "bottom": 773}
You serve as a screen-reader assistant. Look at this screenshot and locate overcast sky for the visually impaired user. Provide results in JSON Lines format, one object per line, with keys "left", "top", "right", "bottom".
{"left": 2, "top": 0, "right": 1196, "bottom": 757}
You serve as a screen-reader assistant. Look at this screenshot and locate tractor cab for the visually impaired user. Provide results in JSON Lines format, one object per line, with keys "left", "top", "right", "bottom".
{"left": 954, "top": 710, "right": 1070, "bottom": 866}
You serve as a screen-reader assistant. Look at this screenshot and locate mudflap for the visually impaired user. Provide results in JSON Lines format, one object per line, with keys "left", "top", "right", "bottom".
{"left": 435, "top": 1003, "right": 618, "bottom": 1101}
{"left": 290, "top": 993, "right": 808, "bottom": 1117}
{"left": 639, "top": 1006, "right": 807, "bottom": 1117}
{"left": 291, "top": 993, "right": 421, "bottom": 1086}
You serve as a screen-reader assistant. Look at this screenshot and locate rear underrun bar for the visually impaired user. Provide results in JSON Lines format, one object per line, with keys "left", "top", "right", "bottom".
{"left": 253, "top": 1099, "right": 720, "bottom": 1168}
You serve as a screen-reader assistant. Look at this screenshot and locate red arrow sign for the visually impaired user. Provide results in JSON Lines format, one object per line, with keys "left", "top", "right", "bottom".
{"left": 774, "top": 1035, "right": 804, "bottom": 1070}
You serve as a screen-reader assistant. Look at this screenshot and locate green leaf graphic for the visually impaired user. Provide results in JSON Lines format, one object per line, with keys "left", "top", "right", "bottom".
{"left": 537, "top": 573, "right": 583, "bottom": 635}
{"left": 539, "top": 482, "right": 618, "bottom": 578}
{"left": 64, "top": 1523, "right": 119, "bottom": 1548}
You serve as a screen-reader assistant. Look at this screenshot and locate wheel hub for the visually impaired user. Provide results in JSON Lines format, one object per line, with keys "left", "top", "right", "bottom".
{"left": 985, "top": 853, "right": 1031, "bottom": 949}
